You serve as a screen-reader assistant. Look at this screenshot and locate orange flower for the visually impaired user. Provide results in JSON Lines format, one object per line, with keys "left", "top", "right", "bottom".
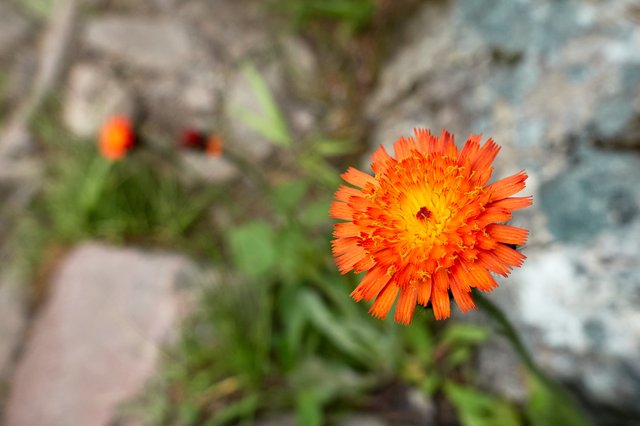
{"left": 99, "top": 116, "right": 135, "bottom": 161}
{"left": 206, "top": 134, "right": 224, "bottom": 157}
{"left": 330, "top": 129, "right": 531, "bottom": 324}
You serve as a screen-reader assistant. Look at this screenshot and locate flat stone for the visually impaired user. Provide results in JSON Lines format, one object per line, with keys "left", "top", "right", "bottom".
{"left": 0, "top": 3, "right": 30, "bottom": 58}
{"left": 180, "top": 152, "right": 238, "bottom": 184}
{"left": 3, "top": 243, "right": 200, "bottom": 426}
{"left": 63, "top": 63, "right": 135, "bottom": 137}
{"left": 84, "top": 17, "right": 194, "bottom": 71}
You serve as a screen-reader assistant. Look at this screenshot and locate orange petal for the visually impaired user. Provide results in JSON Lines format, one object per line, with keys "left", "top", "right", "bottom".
{"left": 493, "top": 244, "right": 526, "bottom": 268}
{"left": 417, "top": 276, "right": 433, "bottom": 306}
{"left": 431, "top": 269, "right": 451, "bottom": 320}
{"left": 450, "top": 272, "right": 476, "bottom": 312}
{"left": 371, "top": 145, "right": 395, "bottom": 174}
{"left": 329, "top": 202, "right": 353, "bottom": 220}
{"left": 440, "top": 129, "right": 458, "bottom": 158}
{"left": 459, "top": 134, "right": 482, "bottom": 164}
{"left": 394, "top": 285, "right": 418, "bottom": 325}
{"left": 342, "top": 167, "right": 375, "bottom": 188}
{"left": 369, "top": 283, "right": 399, "bottom": 320}
{"left": 393, "top": 136, "right": 414, "bottom": 161}
{"left": 333, "top": 222, "right": 362, "bottom": 239}
{"left": 487, "top": 170, "right": 528, "bottom": 200}
{"left": 486, "top": 224, "right": 529, "bottom": 245}
{"left": 414, "top": 128, "right": 437, "bottom": 154}
{"left": 334, "top": 185, "right": 361, "bottom": 202}
{"left": 467, "top": 265, "right": 498, "bottom": 291}
{"left": 351, "top": 267, "right": 390, "bottom": 301}
{"left": 477, "top": 251, "right": 511, "bottom": 277}
{"left": 488, "top": 196, "right": 533, "bottom": 211}
{"left": 335, "top": 245, "right": 368, "bottom": 274}
{"left": 471, "top": 138, "right": 501, "bottom": 174}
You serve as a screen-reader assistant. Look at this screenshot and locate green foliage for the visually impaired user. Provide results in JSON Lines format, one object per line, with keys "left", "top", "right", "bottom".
{"left": 275, "top": 0, "right": 375, "bottom": 32}
{"left": 526, "top": 375, "right": 590, "bottom": 426}
{"left": 445, "top": 382, "right": 522, "bottom": 426}
{"left": 235, "top": 63, "right": 292, "bottom": 147}
{"left": 14, "top": 105, "right": 220, "bottom": 281}
{"left": 17, "top": 0, "right": 54, "bottom": 20}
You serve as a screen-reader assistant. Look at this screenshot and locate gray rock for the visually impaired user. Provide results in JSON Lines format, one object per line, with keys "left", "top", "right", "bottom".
{"left": 0, "top": 3, "right": 30, "bottom": 59}
{"left": 367, "top": 0, "right": 640, "bottom": 157}
{"left": 475, "top": 336, "right": 528, "bottom": 404}
{"left": 280, "top": 36, "right": 319, "bottom": 97}
{"left": 539, "top": 148, "right": 640, "bottom": 243}
{"left": 177, "top": 0, "right": 270, "bottom": 61}
{"left": 180, "top": 152, "right": 238, "bottom": 184}
{"left": 366, "top": 0, "right": 640, "bottom": 414}
{"left": 84, "top": 17, "right": 195, "bottom": 72}
{"left": 336, "top": 414, "right": 388, "bottom": 426}
{"left": 63, "top": 63, "right": 135, "bottom": 137}
{"left": 494, "top": 231, "right": 640, "bottom": 409}
{"left": 251, "top": 413, "right": 296, "bottom": 426}
{"left": 0, "top": 270, "right": 28, "bottom": 383}
{"left": 3, "top": 243, "right": 200, "bottom": 426}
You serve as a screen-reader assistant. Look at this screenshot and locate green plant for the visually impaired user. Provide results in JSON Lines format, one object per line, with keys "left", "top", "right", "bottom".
{"left": 121, "top": 66, "right": 590, "bottom": 426}
{"left": 273, "top": 0, "right": 375, "bottom": 32}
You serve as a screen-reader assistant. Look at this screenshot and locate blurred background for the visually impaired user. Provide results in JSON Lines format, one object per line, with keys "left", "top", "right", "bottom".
{"left": 0, "top": 0, "right": 639, "bottom": 425}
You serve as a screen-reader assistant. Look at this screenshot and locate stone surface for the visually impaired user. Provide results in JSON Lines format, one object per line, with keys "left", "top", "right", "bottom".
{"left": 367, "top": 0, "right": 640, "bottom": 156}
{"left": 180, "top": 152, "right": 238, "bottom": 184}
{"left": 336, "top": 414, "right": 388, "bottom": 426}
{"left": 0, "top": 3, "right": 30, "bottom": 59}
{"left": 3, "top": 243, "right": 200, "bottom": 426}
{"left": 475, "top": 336, "right": 528, "bottom": 404}
{"left": 0, "top": 270, "right": 28, "bottom": 384}
{"left": 84, "top": 17, "right": 195, "bottom": 72}
{"left": 63, "top": 63, "right": 135, "bottom": 137}
{"left": 365, "top": 0, "right": 640, "bottom": 416}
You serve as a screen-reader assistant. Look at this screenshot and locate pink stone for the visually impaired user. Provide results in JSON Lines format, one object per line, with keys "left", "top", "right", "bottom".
{"left": 4, "top": 243, "right": 197, "bottom": 426}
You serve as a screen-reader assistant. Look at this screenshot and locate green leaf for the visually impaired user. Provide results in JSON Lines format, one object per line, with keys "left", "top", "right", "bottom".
{"left": 272, "top": 180, "right": 308, "bottom": 214}
{"left": 228, "top": 221, "right": 277, "bottom": 277}
{"left": 403, "top": 320, "right": 435, "bottom": 364}
{"left": 441, "top": 323, "right": 489, "bottom": 347}
{"left": 210, "top": 394, "right": 259, "bottom": 426}
{"left": 313, "top": 139, "right": 357, "bottom": 157}
{"left": 236, "top": 63, "right": 292, "bottom": 147}
{"left": 526, "top": 374, "right": 590, "bottom": 426}
{"left": 296, "top": 388, "right": 323, "bottom": 426}
{"left": 299, "top": 290, "right": 370, "bottom": 363}
{"left": 299, "top": 198, "right": 332, "bottom": 229}
{"left": 445, "top": 382, "right": 523, "bottom": 426}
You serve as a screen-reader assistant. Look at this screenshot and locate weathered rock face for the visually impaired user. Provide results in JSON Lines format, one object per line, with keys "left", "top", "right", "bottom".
{"left": 366, "top": 0, "right": 640, "bottom": 416}
{"left": 3, "top": 243, "right": 200, "bottom": 426}
{"left": 0, "top": 3, "right": 30, "bottom": 60}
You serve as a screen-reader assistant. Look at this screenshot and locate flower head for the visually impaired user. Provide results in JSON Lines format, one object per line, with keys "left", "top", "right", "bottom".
{"left": 206, "top": 134, "right": 224, "bottom": 157}
{"left": 330, "top": 129, "right": 531, "bottom": 324}
{"left": 99, "top": 116, "right": 135, "bottom": 161}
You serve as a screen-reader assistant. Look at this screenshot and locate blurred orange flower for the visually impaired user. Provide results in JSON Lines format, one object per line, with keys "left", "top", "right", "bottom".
{"left": 206, "top": 134, "right": 223, "bottom": 157}
{"left": 330, "top": 129, "right": 531, "bottom": 324}
{"left": 99, "top": 116, "right": 135, "bottom": 161}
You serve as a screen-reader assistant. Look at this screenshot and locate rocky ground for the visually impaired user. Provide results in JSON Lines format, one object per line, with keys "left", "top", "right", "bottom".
{"left": 1, "top": 0, "right": 640, "bottom": 425}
